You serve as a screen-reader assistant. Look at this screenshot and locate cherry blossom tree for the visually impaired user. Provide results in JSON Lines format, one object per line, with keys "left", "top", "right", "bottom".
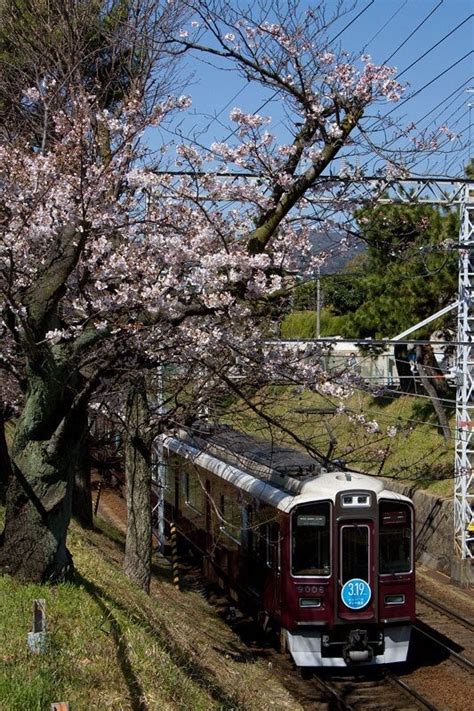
{"left": 0, "top": 1, "right": 421, "bottom": 584}
{"left": 0, "top": 0, "right": 191, "bottom": 581}
{"left": 118, "top": 0, "right": 413, "bottom": 592}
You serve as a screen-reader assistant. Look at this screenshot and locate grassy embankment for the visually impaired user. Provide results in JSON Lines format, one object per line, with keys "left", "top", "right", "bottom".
{"left": 225, "top": 386, "right": 454, "bottom": 497}
{"left": 0, "top": 510, "right": 299, "bottom": 711}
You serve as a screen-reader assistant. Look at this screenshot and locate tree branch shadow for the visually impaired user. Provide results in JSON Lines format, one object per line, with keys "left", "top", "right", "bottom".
{"left": 74, "top": 571, "right": 240, "bottom": 709}
{"left": 78, "top": 574, "right": 148, "bottom": 711}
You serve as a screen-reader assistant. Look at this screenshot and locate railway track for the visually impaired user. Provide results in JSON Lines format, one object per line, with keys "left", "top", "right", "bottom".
{"left": 312, "top": 670, "right": 438, "bottom": 711}
{"left": 416, "top": 591, "right": 474, "bottom": 631}
{"left": 310, "top": 591, "right": 474, "bottom": 710}
{"left": 181, "top": 561, "right": 444, "bottom": 711}
{"left": 415, "top": 590, "right": 474, "bottom": 671}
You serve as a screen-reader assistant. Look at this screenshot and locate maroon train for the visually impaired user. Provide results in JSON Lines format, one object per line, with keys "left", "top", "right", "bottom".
{"left": 156, "top": 425, "right": 415, "bottom": 668}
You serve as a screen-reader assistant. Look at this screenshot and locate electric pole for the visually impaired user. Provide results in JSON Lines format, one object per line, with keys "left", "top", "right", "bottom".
{"left": 454, "top": 182, "right": 474, "bottom": 582}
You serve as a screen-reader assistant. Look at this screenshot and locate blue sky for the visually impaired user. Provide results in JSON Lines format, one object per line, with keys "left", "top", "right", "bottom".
{"left": 155, "top": 0, "right": 473, "bottom": 178}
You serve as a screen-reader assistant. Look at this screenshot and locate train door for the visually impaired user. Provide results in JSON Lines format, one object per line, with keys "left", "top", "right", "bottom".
{"left": 337, "top": 522, "right": 375, "bottom": 620}
{"left": 262, "top": 522, "right": 281, "bottom": 618}
{"left": 205, "top": 479, "right": 212, "bottom": 546}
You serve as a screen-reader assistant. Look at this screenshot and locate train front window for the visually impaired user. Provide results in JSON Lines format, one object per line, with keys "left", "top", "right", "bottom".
{"left": 379, "top": 503, "right": 412, "bottom": 574}
{"left": 341, "top": 525, "right": 369, "bottom": 584}
{"left": 292, "top": 503, "right": 330, "bottom": 576}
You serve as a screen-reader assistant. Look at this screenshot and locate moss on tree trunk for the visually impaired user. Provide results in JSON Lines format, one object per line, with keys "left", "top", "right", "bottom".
{"left": 0, "top": 361, "right": 86, "bottom": 582}
{"left": 0, "top": 412, "right": 12, "bottom": 506}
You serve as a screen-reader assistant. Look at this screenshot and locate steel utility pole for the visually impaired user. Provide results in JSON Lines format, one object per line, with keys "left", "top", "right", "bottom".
{"left": 454, "top": 182, "right": 474, "bottom": 580}
{"left": 165, "top": 174, "right": 474, "bottom": 580}
{"left": 288, "top": 176, "right": 474, "bottom": 583}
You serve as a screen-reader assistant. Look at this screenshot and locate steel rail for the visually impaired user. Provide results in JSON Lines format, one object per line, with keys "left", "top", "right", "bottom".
{"left": 413, "top": 623, "right": 474, "bottom": 673}
{"left": 314, "top": 672, "right": 438, "bottom": 711}
{"left": 386, "top": 673, "right": 440, "bottom": 711}
{"left": 312, "top": 676, "right": 355, "bottom": 710}
{"left": 416, "top": 591, "right": 474, "bottom": 631}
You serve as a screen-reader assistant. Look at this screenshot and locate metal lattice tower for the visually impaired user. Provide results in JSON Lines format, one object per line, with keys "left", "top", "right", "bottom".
{"left": 292, "top": 177, "right": 474, "bottom": 568}
{"left": 455, "top": 183, "right": 474, "bottom": 561}
{"left": 329, "top": 177, "right": 473, "bottom": 565}
{"left": 161, "top": 175, "right": 474, "bottom": 569}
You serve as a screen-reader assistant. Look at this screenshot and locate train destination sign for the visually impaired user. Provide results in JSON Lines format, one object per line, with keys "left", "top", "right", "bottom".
{"left": 297, "top": 514, "right": 326, "bottom": 526}
{"left": 341, "top": 579, "right": 371, "bottom": 609}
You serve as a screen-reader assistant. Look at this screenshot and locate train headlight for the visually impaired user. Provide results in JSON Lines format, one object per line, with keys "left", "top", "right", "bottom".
{"left": 299, "top": 597, "right": 321, "bottom": 608}
{"left": 384, "top": 594, "right": 405, "bottom": 605}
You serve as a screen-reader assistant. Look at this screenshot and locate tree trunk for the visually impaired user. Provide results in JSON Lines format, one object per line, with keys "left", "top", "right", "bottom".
{"left": 394, "top": 344, "right": 415, "bottom": 394}
{"left": 123, "top": 377, "right": 153, "bottom": 593}
{"left": 72, "top": 409, "right": 93, "bottom": 529}
{"left": 0, "top": 366, "right": 85, "bottom": 582}
{"left": 416, "top": 363, "right": 451, "bottom": 445}
{"left": 416, "top": 345, "right": 451, "bottom": 446}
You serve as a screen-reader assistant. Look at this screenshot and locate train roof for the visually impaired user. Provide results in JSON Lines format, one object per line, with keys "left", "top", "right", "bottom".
{"left": 180, "top": 423, "right": 320, "bottom": 480}
{"left": 163, "top": 425, "right": 412, "bottom": 512}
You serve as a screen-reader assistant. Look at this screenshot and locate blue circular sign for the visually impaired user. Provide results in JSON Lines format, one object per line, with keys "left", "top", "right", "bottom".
{"left": 341, "top": 578, "right": 371, "bottom": 609}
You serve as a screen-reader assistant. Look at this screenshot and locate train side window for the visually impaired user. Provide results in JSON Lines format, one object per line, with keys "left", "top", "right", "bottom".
{"left": 379, "top": 502, "right": 412, "bottom": 574}
{"left": 183, "top": 471, "right": 204, "bottom": 514}
{"left": 291, "top": 503, "right": 330, "bottom": 576}
{"left": 219, "top": 494, "right": 242, "bottom": 544}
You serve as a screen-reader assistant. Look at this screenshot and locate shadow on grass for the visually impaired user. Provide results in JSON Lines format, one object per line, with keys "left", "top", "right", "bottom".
{"left": 411, "top": 396, "right": 455, "bottom": 423}
{"left": 73, "top": 571, "right": 240, "bottom": 710}
{"left": 74, "top": 572, "right": 148, "bottom": 711}
{"left": 86, "top": 520, "right": 173, "bottom": 585}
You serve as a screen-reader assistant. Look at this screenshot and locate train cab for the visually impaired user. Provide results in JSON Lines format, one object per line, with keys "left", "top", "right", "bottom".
{"left": 275, "top": 473, "right": 415, "bottom": 666}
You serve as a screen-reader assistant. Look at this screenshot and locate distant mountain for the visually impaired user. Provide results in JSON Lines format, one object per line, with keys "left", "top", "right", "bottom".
{"left": 309, "top": 229, "right": 365, "bottom": 273}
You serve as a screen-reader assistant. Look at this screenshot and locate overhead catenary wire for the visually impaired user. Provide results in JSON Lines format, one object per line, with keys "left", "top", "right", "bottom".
{"left": 412, "top": 77, "right": 473, "bottom": 128}
{"left": 352, "top": 1, "right": 471, "bottom": 175}
{"left": 410, "top": 119, "right": 471, "bottom": 173}
{"left": 361, "top": 1, "right": 409, "bottom": 54}
{"left": 386, "top": 51, "right": 474, "bottom": 124}
{"left": 389, "top": 85, "right": 472, "bottom": 171}
{"left": 327, "top": 0, "right": 376, "bottom": 45}
{"left": 383, "top": 0, "right": 445, "bottom": 64}
{"left": 395, "top": 14, "right": 473, "bottom": 81}
{"left": 362, "top": 76, "right": 473, "bottom": 169}
{"left": 367, "top": 52, "right": 473, "bottom": 123}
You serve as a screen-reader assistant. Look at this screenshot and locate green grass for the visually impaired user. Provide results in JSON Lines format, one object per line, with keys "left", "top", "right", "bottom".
{"left": 224, "top": 386, "right": 454, "bottom": 497}
{"left": 280, "top": 309, "right": 348, "bottom": 338}
{"left": 0, "top": 514, "right": 300, "bottom": 711}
